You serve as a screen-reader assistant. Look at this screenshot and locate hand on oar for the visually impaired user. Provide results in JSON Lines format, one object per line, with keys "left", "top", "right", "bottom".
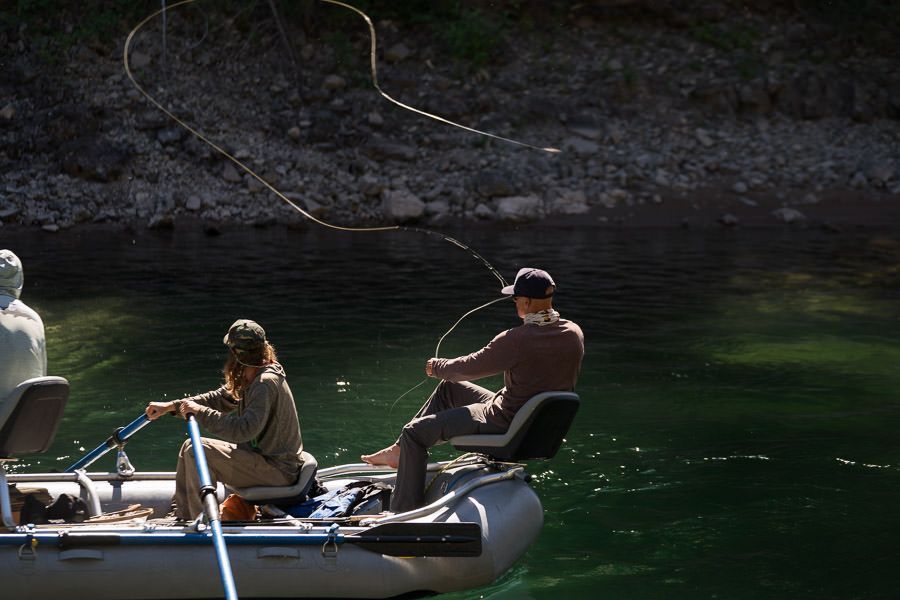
{"left": 146, "top": 399, "right": 203, "bottom": 420}
{"left": 145, "top": 401, "right": 175, "bottom": 420}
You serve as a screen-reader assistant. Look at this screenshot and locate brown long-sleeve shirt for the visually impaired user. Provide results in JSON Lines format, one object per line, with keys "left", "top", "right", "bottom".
{"left": 187, "top": 362, "right": 304, "bottom": 477}
{"left": 430, "top": 318, "right": 585, "bottom": 426}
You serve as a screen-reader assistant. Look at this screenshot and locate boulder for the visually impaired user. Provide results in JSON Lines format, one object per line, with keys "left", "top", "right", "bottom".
{"left": 359, "top": 174, "right": 385, "bottom": 197}
{"left": 474, "top": 203, "right": 495, "bottom": 219}
{"left": 147, "top": 213, "right": 174, "bottom": 229}
{"left": 849, "top": 171, "right": 868, "bottom": 189}
{"left": 495, "top": 195, "right": 543, "bottom": 222}
{"left": 598, "top": 189, "right": 630, "bottom": 208}
{"left": 58, "top": 136, "right": 129, "bottom": 182}
{"left": 362, "top": 137, "right": 416, "bottom": 161}
{"left": 302, "top": 198, "right": 328, "bottom": 219}
{"left": 322, "top": 75, "right": 347, "bottom": 91}
{"left": 382, "top": 190, "right": 425, "bottom": 222}
{"left": 567, "top": 116, "right": 604, "bottom": 141}
{"left": 771, "top": 207, "right": 806, "bottom": 224}
{"left": 550, "top": 189, "right": 590, "bottom": 215}
{"left": 718, "top": 213, "right": 739, "bottom": 227}
{"left": 134, "top": 110, "right": 167, "bottom": 130}
{"left": 425, "top": 199, "right": 450, "bottom": 217}
{"left": 185, "top": 196, "right": 202, "bottom": 211}
{"left": 384, "top": 43, "right": 411, "bottom": 63}
{"left": 130, "top": 51, "right": 151, "bottom": 69}
{"left": 472, "top": 170, "right": 516, "bottom": 197}
{"left": 695, "top": 128, "right": 715, "bottom": 148}
{"left": 222, "top": 162, "right": 243, "bottom": 183}
{"left": 157, "top": 127, "right": 185, "bottom": 145}
{"left": 862, "top": 160, "right": 895, "bottom": 187}
{"left": 561, "top": 137, "right": 599, "bottom": 156}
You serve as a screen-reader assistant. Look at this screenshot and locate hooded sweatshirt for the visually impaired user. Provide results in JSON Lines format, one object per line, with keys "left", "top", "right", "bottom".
{"left": 187, "top": 362, "right": 304, "bottom": 477}
{"left": 0, "top": 250, "right": 47, "bottom": 402}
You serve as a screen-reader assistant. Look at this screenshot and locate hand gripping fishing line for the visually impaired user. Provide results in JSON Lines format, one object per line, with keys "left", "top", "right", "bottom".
{"left": 123, "top": 0, "right": 552, "bottom": 411}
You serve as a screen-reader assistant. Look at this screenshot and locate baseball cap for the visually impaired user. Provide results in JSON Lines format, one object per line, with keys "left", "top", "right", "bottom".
{"left": 500, "top": 268, "right": 555, "bottom": 299}
{"left": 223, "top": 319, "right": 266, "bottom": 356}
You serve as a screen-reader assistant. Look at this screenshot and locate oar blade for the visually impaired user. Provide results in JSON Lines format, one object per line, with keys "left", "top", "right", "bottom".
{"left": 350, "top": 521, "right": 482, "bottom": 557}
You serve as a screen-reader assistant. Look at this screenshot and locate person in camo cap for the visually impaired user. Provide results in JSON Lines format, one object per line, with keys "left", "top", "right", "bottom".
{"left": 146, "top": 319, "right": 304, "bottom": 520}
{"left": 0, "top": 249, "right": 47, "bottom": 403}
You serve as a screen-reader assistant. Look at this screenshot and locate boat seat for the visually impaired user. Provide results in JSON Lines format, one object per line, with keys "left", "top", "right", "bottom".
{"left": 1, "top": 377, "right": 70, "bottom": 528}
{"left": 0, "top": 376, "right": 70, "bottom": 458}
{"left": 229, "top": 450, "right": 318, "bottom": 506}
{"left": 449, "top": 391, "right": 580, "bottom": 462}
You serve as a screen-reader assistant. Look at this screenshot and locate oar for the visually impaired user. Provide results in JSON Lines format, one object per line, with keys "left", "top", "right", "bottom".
{"left": 185, "top": 413, "right": 238, "bottom": 600}
{"left": 1, "top": 522, "right": 484, "bottom": 558}
{"left": 348, "top": 521, "right": 482, "bottom": 557}
{"left": 65, "top": 413, "right": 151, "bottom": 473}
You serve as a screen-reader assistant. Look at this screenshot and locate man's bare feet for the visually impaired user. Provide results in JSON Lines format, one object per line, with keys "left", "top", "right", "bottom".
{"left": 361, "top": 444, "right": 400, "bottom": 469}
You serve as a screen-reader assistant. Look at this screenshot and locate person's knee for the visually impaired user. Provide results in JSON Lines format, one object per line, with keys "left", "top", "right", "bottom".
{"left": 179, "top": 439, "right": 194, "bottom": 459}
{"left": 435, "top": 380, "right": 466, "bottom": 396}
{"left": 401, "top": 419, "right": 433, "bottom": 449}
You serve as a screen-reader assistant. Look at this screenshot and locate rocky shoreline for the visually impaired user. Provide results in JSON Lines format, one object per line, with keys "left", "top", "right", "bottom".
{"left": 1, "top": 2, "right": 898, "bottom": 232}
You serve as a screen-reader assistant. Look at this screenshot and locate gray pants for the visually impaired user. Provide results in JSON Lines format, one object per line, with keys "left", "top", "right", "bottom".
{"left": 392, "top": 381, "right": 506, "bottom": 513}
{"left": 174, "top": 438, "right": 294, "bottom": 519}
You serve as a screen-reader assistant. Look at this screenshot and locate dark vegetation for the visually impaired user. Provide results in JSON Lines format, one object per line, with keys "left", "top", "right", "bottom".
{"left": 5, "top": 0, "right": 899, "bottom": 70}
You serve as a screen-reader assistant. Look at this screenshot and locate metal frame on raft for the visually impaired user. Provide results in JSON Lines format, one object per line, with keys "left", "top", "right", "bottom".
{"left": 2, "top": 459, "right": 523, "bottom": 530}
{"left": 0, "top": 460, "right": 524, "bottom": 590}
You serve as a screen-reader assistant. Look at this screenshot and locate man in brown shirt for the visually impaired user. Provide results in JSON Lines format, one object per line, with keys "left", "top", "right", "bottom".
{"left": 362, "top": 268, "right": 585, "bottom": 513}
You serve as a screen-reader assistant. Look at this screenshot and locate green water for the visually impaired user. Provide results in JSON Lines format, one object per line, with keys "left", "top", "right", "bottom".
{"left": 4, "top": 225, "right": 900, "bottom": 599}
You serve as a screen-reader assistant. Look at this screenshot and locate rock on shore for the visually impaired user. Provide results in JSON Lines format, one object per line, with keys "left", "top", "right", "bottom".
{"left": 0, "top": 2, "right": 898, "bottom": 231}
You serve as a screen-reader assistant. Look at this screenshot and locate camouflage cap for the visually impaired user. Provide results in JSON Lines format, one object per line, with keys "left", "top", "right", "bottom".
{"left": 223, "top": 319, "right": 266, "bottom": 355}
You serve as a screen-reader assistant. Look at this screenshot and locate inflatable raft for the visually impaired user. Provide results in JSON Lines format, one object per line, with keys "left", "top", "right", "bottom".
{"left": 0, "top": 377, "right": 580, "bottom": 599}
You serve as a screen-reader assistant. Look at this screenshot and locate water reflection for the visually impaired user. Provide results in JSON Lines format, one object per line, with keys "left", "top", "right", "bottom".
{"left": 3, "top": 225, "right": 900, "bottom": 599}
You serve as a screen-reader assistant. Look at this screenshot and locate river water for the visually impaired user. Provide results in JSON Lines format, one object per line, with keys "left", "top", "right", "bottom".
{"left": 4, "top": 223, "right": 900, "bottom": 599}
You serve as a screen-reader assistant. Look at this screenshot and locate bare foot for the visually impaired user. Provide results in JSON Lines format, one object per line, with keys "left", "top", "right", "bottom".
{"left": 361, "top": 444, "right": 400, "bottom": 469}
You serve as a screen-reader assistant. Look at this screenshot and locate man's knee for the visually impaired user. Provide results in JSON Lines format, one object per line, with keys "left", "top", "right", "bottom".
{"left": 434, "top": 380, "right": 466, "bottom": 397}
{"left": 400, "top": 419, "right": 430, "bottom": 449}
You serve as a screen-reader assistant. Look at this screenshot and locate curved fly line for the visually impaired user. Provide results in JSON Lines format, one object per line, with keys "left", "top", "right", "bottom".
{"left": 124, "top": 0, "right": 550, "bottom": 411}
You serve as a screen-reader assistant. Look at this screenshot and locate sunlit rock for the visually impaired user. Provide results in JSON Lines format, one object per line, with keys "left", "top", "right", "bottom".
{"left": 550, "top": 189, "right": 590, "bottom": 215}
{"left": 384, "top": 43, "right": 412, "bottom": 63}
{"left": 495, "top": 195, "right": 543, "bottom": 222}
{"left": 771, "top": 207, "right": 806, "bottom": 224}
{"left": 322, "top": 75, "right": 346, "bottom": 91}
{"left": 382, "top": 190, "right": 425, "bottom": 222}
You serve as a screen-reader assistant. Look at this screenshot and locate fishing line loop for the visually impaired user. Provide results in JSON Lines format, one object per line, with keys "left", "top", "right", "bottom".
{"left": 125, "top": 0, "right": 525, "bottom": 414}
{"left": 319, "top": 0, "right": 561, "bottom": 154}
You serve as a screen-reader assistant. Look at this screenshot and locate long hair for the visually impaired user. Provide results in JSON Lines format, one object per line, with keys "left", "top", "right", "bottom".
{"left": 223, "top": 341, "right": 278, "bottom": 399}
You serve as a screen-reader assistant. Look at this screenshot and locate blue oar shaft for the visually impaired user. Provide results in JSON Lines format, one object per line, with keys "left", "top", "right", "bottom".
{"left": 65, "top": 413, "right": 151, "bottom": 472}
{"left": 186, "top": 414, "right": 238, "bottom": 600}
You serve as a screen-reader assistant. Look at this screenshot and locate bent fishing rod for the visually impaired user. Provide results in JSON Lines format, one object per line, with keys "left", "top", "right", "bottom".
{"left": 122, "top": 0, "right": 554, "bottom": 409}
{"left": 122, "top": 0, "right": 560, "bottom": 289}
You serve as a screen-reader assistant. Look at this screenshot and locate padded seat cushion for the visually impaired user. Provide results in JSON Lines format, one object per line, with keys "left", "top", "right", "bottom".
{"left": 232, "top": 451, "right": 318, "bottom": 502}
